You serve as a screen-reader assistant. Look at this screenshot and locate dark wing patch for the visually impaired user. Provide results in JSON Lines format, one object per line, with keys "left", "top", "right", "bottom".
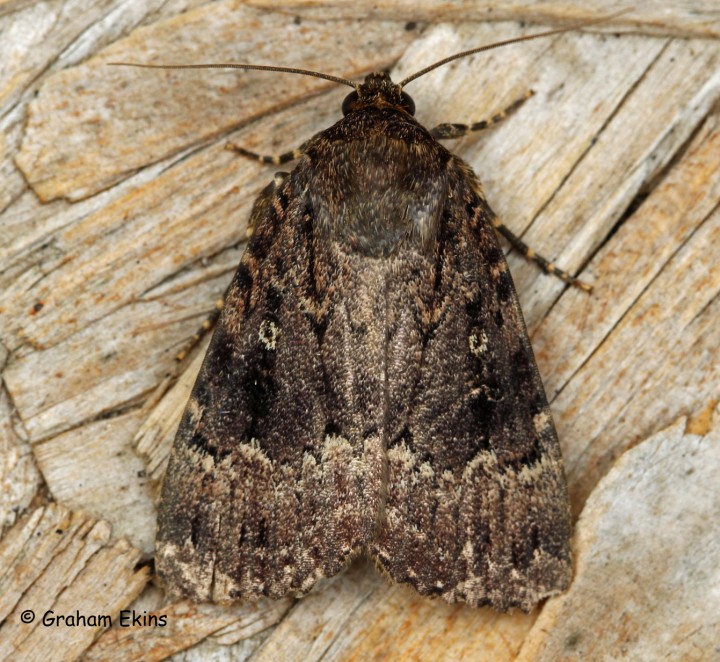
{"left": 156, "top": 171, "right": 385, "bottom": 602}
{"left": 372, "top": 164, "right": 572, "bottom": 612}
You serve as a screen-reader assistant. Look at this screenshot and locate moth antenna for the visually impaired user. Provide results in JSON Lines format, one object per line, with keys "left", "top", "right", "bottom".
{"left": 399, "top": 10, "right": 632, "bottom": 87}
{"left": 107, "top": 61, "right": 357, "bottom": 89}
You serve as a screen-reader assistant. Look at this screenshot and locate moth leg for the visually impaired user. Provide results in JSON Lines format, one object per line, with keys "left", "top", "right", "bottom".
{"left": 176, "top": 172, "right": 289, "bottom": 362}
{"left": 225, "top": 141, "right": 307, "bottom": 165}
{"left": 430, "top": 90, "right": 533, "bottom": 139}
{"left": 492, "top": 218, "right": 593, "bottom": 292}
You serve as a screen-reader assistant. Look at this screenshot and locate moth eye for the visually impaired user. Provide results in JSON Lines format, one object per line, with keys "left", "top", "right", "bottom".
{"left": 400, "top": 91, "right": 415, "bottom": 116}
{"left": 342, "top": 91, "right": 360, "bottom": 116}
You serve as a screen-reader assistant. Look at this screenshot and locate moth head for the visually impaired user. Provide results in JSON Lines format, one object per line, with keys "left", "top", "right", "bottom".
{"left": 342, "top": 72, "right": 415, "bottom": 116}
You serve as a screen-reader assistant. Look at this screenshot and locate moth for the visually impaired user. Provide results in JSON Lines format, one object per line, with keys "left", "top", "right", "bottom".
{"left": 146, "top": 23, "right": 593, "bottom": 612}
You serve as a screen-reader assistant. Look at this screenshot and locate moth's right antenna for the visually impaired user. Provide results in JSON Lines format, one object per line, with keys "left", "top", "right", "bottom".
{"left": 399, "top": 11, "right": 631, "bottom": 87}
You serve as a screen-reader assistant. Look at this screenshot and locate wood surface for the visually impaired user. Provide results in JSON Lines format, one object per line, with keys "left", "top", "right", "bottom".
{"left": 1, "top": 1, "right": 718, "bottom": 660}
{"left": 518, "top": 413, "right": 720, "bottom": 660}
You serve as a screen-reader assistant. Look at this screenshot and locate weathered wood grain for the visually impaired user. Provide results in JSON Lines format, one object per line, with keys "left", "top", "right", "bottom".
{"left": 518, "top": 412, "right": 720, "bottom": 660}
{"left": 0, "top": 504, "right": 148, "bottom": 661}
{"left": 253, "top": 560, "right": 537, "bottom": 661}
{"left": 0, "top": 387, "right": 39, "bottom": 531}
{"left": 15, "top": 4, "right": 420, "bottom": 202}
{"left": 245, "top": 0, "right": 720, "bottom": 39}
{"left": 84, "top": 597, "right": 292, "bottom": 661}
{"left": 1, "top": 1, "right": 719, "bottom": 660}
{"left": 0, "top": 0, "right": 213, "bottom": 213}
{"left": 513, "top": 36, "right": 720, "bottom": 328}
{"left": 537, "top": 111, "right": 720, "bottom": 513}
{"left": 33, "top": 409, "right": 156, "bottom": 553}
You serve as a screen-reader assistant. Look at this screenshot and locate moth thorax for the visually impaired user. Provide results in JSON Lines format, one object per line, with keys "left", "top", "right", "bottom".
{"left": 311, "top": 131, "right": 445, "bottom": 257}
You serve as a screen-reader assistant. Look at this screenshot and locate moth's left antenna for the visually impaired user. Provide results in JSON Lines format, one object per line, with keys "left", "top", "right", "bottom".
{"left": 107, "top": 61, "right": 357, "bottom": 89}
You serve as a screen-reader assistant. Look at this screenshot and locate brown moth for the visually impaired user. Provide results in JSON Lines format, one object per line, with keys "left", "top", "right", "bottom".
{"left": 141, "top": 22, "right": 601, "bottom": 612}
